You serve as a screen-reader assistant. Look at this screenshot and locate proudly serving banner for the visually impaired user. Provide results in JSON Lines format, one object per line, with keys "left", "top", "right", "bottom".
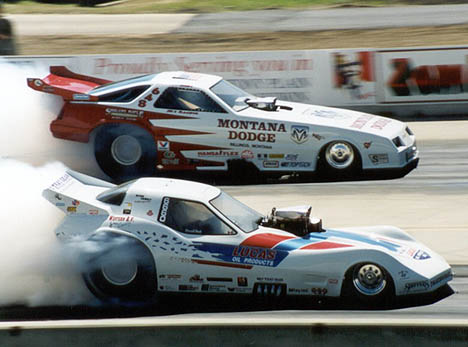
{"left": 5, "top": 46, "right": 468, "bottom": 118}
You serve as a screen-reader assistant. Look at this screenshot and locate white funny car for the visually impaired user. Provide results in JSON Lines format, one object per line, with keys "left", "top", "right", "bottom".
{"left": 43, "top": 170, "right": 451, "bottom": 307}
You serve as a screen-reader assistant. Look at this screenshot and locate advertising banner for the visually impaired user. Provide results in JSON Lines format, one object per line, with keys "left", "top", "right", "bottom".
{"left": 322, "top": 49, "right": 377, "bottom": 105}
{"left": 378, "top": 47, "right": 468, "bottom": 103}
{"left": 72, "top": 51, "right": 318, "bottom": 104}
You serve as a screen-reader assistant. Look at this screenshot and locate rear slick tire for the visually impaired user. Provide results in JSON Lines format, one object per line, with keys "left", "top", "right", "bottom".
{"left": 94, "top": 124, "right": 156, "bottom": 183}
{"left": 82, "top": 234, "right": 157, "bottom": 305}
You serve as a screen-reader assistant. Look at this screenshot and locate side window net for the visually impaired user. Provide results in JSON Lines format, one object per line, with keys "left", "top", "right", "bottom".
{"left": 154, "top": 87, "right": 226, "bottom": 113}
{"left": 158, "top": 197, "right": 235, "bottom": 235}
{"left": 98, "top": 85, "right": 150, "bottom": 103}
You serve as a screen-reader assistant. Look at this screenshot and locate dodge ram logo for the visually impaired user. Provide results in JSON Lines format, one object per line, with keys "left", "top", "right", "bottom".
{"left": 291, "top": 125, "right": 309, "bottom": 144}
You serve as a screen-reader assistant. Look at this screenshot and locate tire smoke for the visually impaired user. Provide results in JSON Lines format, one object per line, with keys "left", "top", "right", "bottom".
{"left": 0, "top": 62, "right": 96, "bottom": 306}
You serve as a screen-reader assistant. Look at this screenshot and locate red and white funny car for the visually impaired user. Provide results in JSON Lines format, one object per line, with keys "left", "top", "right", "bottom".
{"left": 29, "top": 66, "right": 419, "bottom": 182}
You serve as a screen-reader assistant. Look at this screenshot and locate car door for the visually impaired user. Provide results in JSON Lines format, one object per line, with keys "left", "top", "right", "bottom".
{"left": 155, "top": 196, "right": 250, "bottom": 293}
{"left": 151, "top": 86, "right": 240, "bottom": 170}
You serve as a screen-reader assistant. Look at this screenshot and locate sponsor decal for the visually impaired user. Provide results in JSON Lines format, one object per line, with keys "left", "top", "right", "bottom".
{"left": 269, "top": 153, "right": 285, "bottom": 159}
{"left": 67, "top": 206, "right": 77, "bottom": 213}
{"left": 159, "top": 197, "right": 170, "bottom": 223}
{"left": 159, "top": 274, "right": 182, "bottom": 280}
{"left": 241, "top": 150, "right": 254, "bottom": 159}
{"left": 311, "top": 288, "right": 328, "bottom": 295}
{"left": 207, "top": 277, "right": 233, "bottom": 282}
{"left": 252, "top": 144, "right": 272, "bottom": 149}
{"left": 192, "top": 242, "right": 288, "bottom": 268}
{"left": 73, "top": 94, "right": 91, "bottom": 101}
{"left": 157, "top": 141, "right": 169, "bottom": 151}
{"left": 190, "top": 274, "right": 203, "bottom": 283}
{"left": 201, "top": 284, "right": 227, "bottom": 292}
{"left": 72, "top": 199, "right": 80, "bottom": 206}
{"left": 178, "top": 285, "right": 199, "bottom": 291}
{"left": 312, "top": 133, "right": 324, "bottom": 141}
{"left": 413, "top": 250, "right": 431, "bottom": 260}
{"left": 237, "top": 277, "right": 248, "bottom": 287}
{"left": 263, "top": 160, "right": 279, "bottom": 168}
{"left": 228, "top": 287, "right": 250, "bottom": 293}
{"left": 280, "top": 162, "right": 311, "bottom": 168}
{"left": 369, "top": 153, "right": 389, "bottom": 165}
{"left": 147, "top": 210, "right": 154, "bottom": 217}
{"left": 398, "top": 270, "right": 409, "bottom": 279}
{"left": 350, "top": 114, "right": 374, "bottom": 129}
{"left": 108, "top": 215, "right": 134, "bottom": 222}
{"left": 288, "top": 288, "right": 308, "bottom": 294}
{"left": 163, "top": 158, "right": 180, "bottom": 165}
{"left": 290, "top": 125, "right": 309, "bottom": 144}
{"left": 197, "top": 150, "right": 239, "bottom": 157}
{"left": 50, "top": 173, "right": 71, "bottom": 190}
{"left": 230, "top": 142, "right": 250, "bottom": 148}
{"left": 88, "top": 209, "right": 98, "bottom": 215}
{"left": 285, "top": 154, "right": 299, "bottom": 161}
{"left": 218, "top": 119, "right": 286, "bottom": 143}
{"left": 163, "top": 151, "right": 176, "bottom": 159}
{"left": 55, "top": 202, "right": 65, "bottom": 207}
{"left": 54, "top": 193, "right": 62, "bottom": 200}
{"left": 405, "top": 280, "right": 430, "bottom": 292}
{"left": 33, "top": 79, "right": 43, "bottom": 87}
{"left": 371, "top": 118, "right": 392, "bottom": 130}
{"left": 257, "top": 277, "right": 284, "bottom": 282}
{"left": 328, "top": 278, "right": 339, "bottom": 285}
{"left": 363, "top": 141, "right": 372, "bottom": 149}
{"left": 105, "top": 107, "right": 143, "bottom": 119}
{"left": 123, "top": 202, "right": 132, "bottom": 214}
{"left": 311, "top": 109, "right": 350, "bottom": 119}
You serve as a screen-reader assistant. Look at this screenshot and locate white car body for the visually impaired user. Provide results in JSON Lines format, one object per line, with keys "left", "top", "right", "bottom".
{"left": 43, "top": 170, "right": 452, "bottom": 304}
{"left": 29, "top": 69, "right": 419, "bottom": 182}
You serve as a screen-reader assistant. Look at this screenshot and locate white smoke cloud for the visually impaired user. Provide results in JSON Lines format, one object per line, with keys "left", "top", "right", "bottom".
{"left": 0, "top": 61, "right": 96, "bottom": 306}
{"left": 0, "top": 60, "right": 103, "bottom": 176}
{"left": 0, "top": 159, "right": 93, "bottom": 306}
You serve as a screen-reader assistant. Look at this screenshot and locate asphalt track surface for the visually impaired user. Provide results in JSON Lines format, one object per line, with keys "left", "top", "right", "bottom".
{"left": 9, "top": 4, "right": 468, "bottom": 36}
{"left": 1, "top": 121, "right": 467, "bottom": 321}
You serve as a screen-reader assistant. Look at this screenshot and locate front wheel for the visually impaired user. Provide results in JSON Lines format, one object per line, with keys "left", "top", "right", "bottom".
{"left": 81, "top": 234, "right": 157, "bottom": 305}
{"left": 318, "top": 141, "right": 361, "bottom": 178}
{"left": 341, "top": 262, "right": 394, "bottom": 307}
{"left": 94, "top": 124, "right": 156, "bottom": 182}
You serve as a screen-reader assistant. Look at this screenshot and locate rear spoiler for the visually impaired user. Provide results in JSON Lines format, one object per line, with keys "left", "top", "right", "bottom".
{"left": 42, "top": 169, "right": 115, "bottom": 216}
{"left": 27, "top": 66, "right": 112, "bottom": 101}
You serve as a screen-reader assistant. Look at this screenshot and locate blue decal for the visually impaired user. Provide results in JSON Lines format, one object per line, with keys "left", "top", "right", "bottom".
{"left": 192, "top": 242, "right": 289, "bottom": 267}
{"left": 414, "top": 250, "right": 431, "bottom": 260}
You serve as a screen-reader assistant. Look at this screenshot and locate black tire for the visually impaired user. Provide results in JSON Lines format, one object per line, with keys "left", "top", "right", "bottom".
{"left": 341, "top": 262, "right": 395, "bottom": 307}
{"left": 94, "top": 124, "right": 156, "bottom": 182}
{"left": 81, "top": 234, "right": 157, "bottom": 305}
{"left": 318, "top": 141, "right": 361, "bottom": 178}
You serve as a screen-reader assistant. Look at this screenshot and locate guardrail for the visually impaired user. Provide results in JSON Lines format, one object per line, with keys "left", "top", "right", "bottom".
{"left": 1, "top": 318, "right": 468, "bottom": 347}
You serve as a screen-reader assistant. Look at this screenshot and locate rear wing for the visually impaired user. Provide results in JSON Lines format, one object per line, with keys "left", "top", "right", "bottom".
{"left": 43, "top": 170, "right": 115, "bottom": 216}
{"left": 27, "top": 66, "right": 112, "bottom": 101}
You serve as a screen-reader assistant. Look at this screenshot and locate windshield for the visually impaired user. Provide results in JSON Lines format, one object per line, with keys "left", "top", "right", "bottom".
{"left": 210, "top": 192, "right": 263, "bottom": 232}
{"left": 210, "top": 80, "right": 253, "bottom": 111}
{"left": 91, "top": 74, "right": 155, "bottom": 94}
